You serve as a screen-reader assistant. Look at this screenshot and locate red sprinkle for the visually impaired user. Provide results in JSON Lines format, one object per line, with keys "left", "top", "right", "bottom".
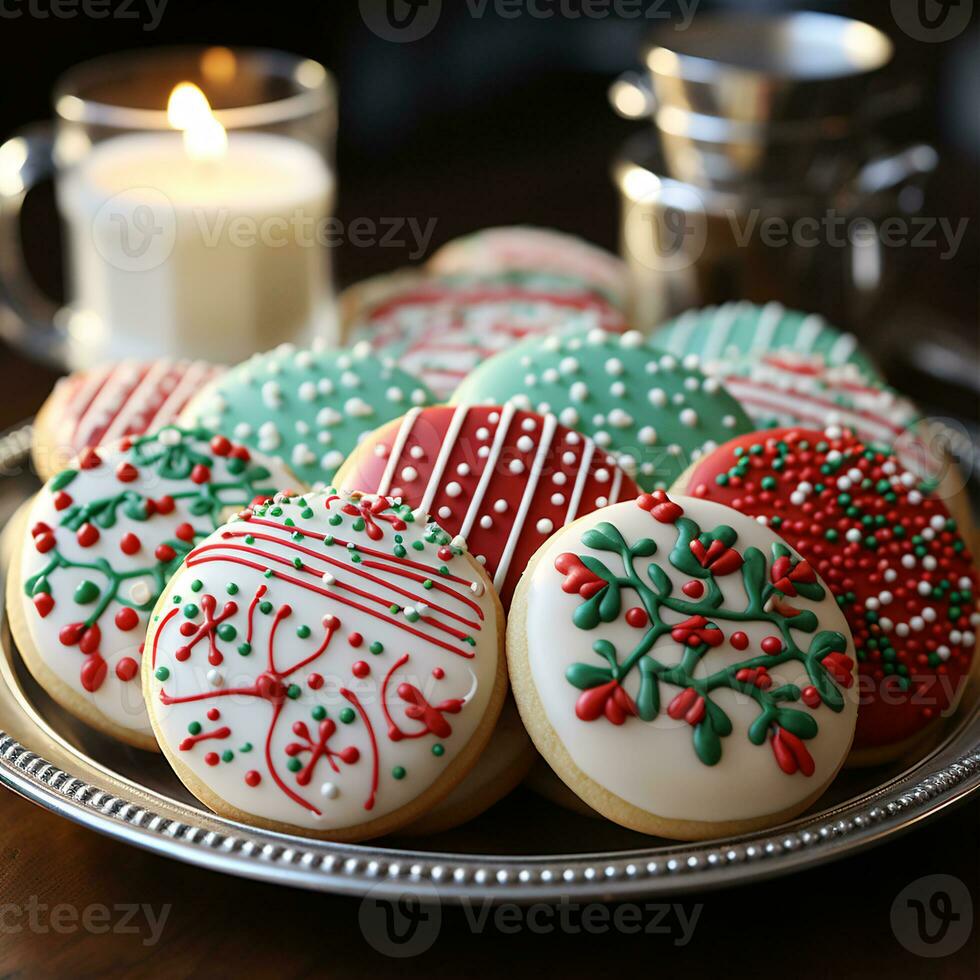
{"left": 175, "top": 523, "right": 195, "bottom": 542}
{"left": 730, "top": 631, "right": 749, "bottom": 651}
{"left": 682, "top": 580, "right": 704, "bottom": 598}
{"left": 155, "top": 543, "right": 177, "bottom": 562}
{"left": 115, "top": 657, "right": 139, "bottom": 681}
{"left": 76, "top": 523, "right": 99, "bottom": 548}
{"left": 348, "top": 632, "right": 363, "bottom": 648}
{"left": 204, "top": 752, "right": 220, "bottom": 767}
{"left": 114, "top": 608, "right": 139, "bottom": 632}
{"left": 190, "top": 464, "right": 211, "bottom": 484}
{"left": 352, "top": 661, "right": 370, "bottom": 678}
{"left": 244, "top": 770, "right": 261, "bottom": 786}
{"left": 761, "top": 636, "right": 783, "bottom": 655}
{"left": 115, "top": 462, "right": 138, "bottom": 483}
{"left": 78, "top": 448, "right": 102, "bottom": 470}
{"left": 625, "top": 607, "right": 648, "bottom": 628}
{"left": 307, "top": 673, "right": 324, "bottom": 690}
{"left": 120, "top": 532, "right": 141, "bottom": 555}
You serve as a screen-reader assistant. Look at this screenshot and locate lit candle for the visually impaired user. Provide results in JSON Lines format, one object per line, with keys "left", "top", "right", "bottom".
{"left": 57, "top": 81, "right": 335, "bottom": 367}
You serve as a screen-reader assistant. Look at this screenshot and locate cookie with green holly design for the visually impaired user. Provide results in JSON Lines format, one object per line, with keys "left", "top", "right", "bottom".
{"left": 143, "top": 489, "right": 506, "bottom": 841}
{"left": 8, "top": 427, "right": 302, "bottom": 749}
{"left": 180, "top": 340, "right": 435, "bottom": 487}
{"left": 450, "top": 326, "right": 753, "bottom": 490}
{"left": 508, "top": 492, "right": 858, "bottom": 840}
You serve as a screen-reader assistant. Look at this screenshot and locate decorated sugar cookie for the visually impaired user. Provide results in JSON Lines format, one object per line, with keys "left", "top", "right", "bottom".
{"left": 427, "top": 226, "right": 632, "bottom": 310}
{"left": 8, "top": 427, "right": 299, "bottom": 749}
{"left": 508, "top": 493, "right": 858, "bottom": 839}
{"left": 653, "top": 301, "right": 881, "bottom": 379}
{"left": 679, "top": 427, "right": 979, "bottom": 764}
{"left": 33, "top": 359, "right": 225, "bottom": 481}
{"left": 344, "top": 271, "right": 629, "bottom": 398}
{"left": 402, "top": 697, "right": 534, "bottom": 835}
{"left": 143, "top": 490, "right": 506, "bottom": 840}
{"left": 450, "top": 326, "right": 753, "bottom": 491}
{"left": 180, "top": 341, "right": 435, "bottom": 487}
{"left": 334, "top": 404, "right": 640, "bottom": 607}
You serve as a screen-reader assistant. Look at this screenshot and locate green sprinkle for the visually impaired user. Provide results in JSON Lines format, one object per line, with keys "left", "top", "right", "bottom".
{"left": 260, "top": 601, "right": 273, "bottom": 614}
{"left": 312, "top": 706, "right": 327, "bottom": 721}
{"left": 183, "top": 603, "right": 199, "bottom": 618}
{"left": 339, "top": 707, "right": 356, "bottom": 724}
{"left": 240, "top": 742, "right": 253, "bottom": 753}
{"left": 226, "top": 582, "right": 239, "bottom": 595}
{"left": 244, "top": 535, "right": 255, "bottom": 545}
{"left": 392, "top": 766, "right": 406, "bottom": 780}
{"left": 369, "top": 641, "right": 384, "bottom": 655}
{"left": 217, "top": 623, "right": 237, "bottom": 641}
{"left": 270, "top": 506, "right": 283, "bottom": 517}
{"left": 155, "top": 666, "right": 170, "bottom": 681}
{"left": 286, "top": 684, "right": 302, "bottom": 699}
{"left": 431, "top": 744, "right": 445, "bottom": 757}
{"left": 188, "top": 721, "right": 202, "bottom": 735}
{"left": 297, "top": 624, "right": 311, "bottom": 639}
{"left": 222, "top": 750, "right": 234, "bottom": 763}
{"left": 238, "top": 642, "right": 252, "bottom": 656}
{"left": 190, "top": 579, "right": 203, "bottom": 593}
{"left": 287, "top": 757, "right": 302, "bottom": 773}
{"left": 73, "top": 580, "right": 100, "bottom": 604}
{"left": 423, "top": 579, "right": 434, "bottom": 590}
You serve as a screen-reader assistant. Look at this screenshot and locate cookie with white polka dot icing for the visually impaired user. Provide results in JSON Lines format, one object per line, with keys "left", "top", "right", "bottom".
{"left": 180, "top": 341, "right": 435, "bottom": 486}
{"left": 427, "top": 226, "right": 632, "bottom": 310}
{"left": 653, "top": 301, "right": 881, "bottom": 379}
{"left": 343, "top": 270, "right": 630, "bottom": 398}
{"left": 8, "top": 426, "right": 301, "bottom": 749}
{"left": 33, "top": 359, "right": 225, "bottom": 481}
{"left": 143, "top": 489, "right": 507, "bottom": 840}
{"left": 508, "top": 492, "right": 858, "bottom": 839}
{"left": 678, "top": 426, "right": 979, "bottom": 765}
{"left": 334, "top": 404, "right": 641, "bottom": 607}
{"left": 450, "top": 326, "right": 753, "bottom": 491}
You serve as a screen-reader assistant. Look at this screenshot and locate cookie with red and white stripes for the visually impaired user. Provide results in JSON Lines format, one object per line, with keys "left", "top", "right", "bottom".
{"left": 427, "top": 226, "right": 632, "bottom": 310}
{"left": 8, "top": 426, "right": 300, "bottom": 749}
{"left": 343, "top": 271, "right": 629, "bottom": 398}
{"left": 33, "top": 359, "right": 225, "bottom": 481}
{"left": 334, "top": 404, "right": 640, "bottom": 607}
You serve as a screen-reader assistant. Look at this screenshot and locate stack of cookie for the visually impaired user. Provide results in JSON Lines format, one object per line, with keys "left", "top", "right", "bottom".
{"left": 9, "top": 226, "right": 977, "bottom": 843}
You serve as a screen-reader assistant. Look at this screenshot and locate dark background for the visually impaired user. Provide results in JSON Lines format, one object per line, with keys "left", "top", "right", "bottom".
{"left": 0, "top": 2, "right": 977, "bottom": 976}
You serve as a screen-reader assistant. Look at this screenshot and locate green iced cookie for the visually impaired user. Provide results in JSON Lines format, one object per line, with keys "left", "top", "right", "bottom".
{"left": 181, "top": 340, "right": 435, "bottom": 486}
{"left": 652, "top": 301, "right": 881, "bottom": 379}
{"left": 450, "top": 326, "right": 754, "bottom": 490}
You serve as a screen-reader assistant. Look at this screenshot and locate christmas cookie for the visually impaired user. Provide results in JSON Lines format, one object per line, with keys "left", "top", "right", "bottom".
{"left": 508, "top": 493, "right": 858, "bottom": 839}
{"left": 678, "top": 427, "right": 979, "bottom": 764}
{"left": 143, "top": 490, "right": 507, "bottom": 840}
{"left": 653, "top": 302, "right": 881, "bottom": 379}
{"left": 427, "top": 226, "right": 632, "bottom": 310}
{"left": 180, "top": 340, "right": 435, "bottom": 487}
{"left": 7, "top": 427, "right": 299, "bottom": 749}
{"left": 334, "top": 404, "right": 640, "bottom": 607}
{"left": 33, "top": 359, "right": 224, "bottom": 481}
{"left": 524, "top": 758, "right": 599, "bottom": 819}
{"left": 344, "top": 271, "right": 629, "bottom": 398}
{"left": 450, "top": 326, "right": 753, "bottom": 491}
{"left": 402, "top": 697, "right": 534, "bottom": 835}
{"left": 713, "top": 353, "right": 974, "bottom": 533}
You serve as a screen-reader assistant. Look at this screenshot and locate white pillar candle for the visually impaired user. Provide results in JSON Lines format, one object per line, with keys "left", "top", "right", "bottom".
{"left": 57, "top": 128, "right": 335, "bottom": 367}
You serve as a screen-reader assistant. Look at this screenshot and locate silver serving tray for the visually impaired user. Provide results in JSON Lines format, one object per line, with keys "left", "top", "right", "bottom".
{"left": 0, "top": 422, "right": 977, "bottom": 902}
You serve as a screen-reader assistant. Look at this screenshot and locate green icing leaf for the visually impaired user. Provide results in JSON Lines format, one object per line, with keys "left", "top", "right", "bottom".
{"left": 630, "top": 537, "right": 657, "bottom": 558}
{"left": 693, "top": 720, "right": 722, "bottom": 766}
{"left": 592, "top": 639, "right": 618, "bottom": 670}
{"left": 774, "top": 708, "right": 818, "bottom": 739}
{"left": 581, "top": 522, "right": 628, "bottom": 554}
{"left": 668, "top": 517, "right": 706, "bottom": 578}
{"left": 703, "top": 697, "right": 733, "bottom": 737}
{"left": 566, "top": 663, "right": 613, "bottom": 690}
{"left": 50, "top": 469, "right": 77, "bottom": 492}
{"left": 794, "top": 580, "right": 826, "bottom": 602}
{"left": 748, "top": 708, "right": 776, "bottom": 746}
{"left": 785, "top": 608, "right": 818, "bottom": 633}
{"left": 647, "top": 563, "right": 672, "bottom": 596}
{"left": 635, "top": 658, "right": 659, "bottom": 721}
{"left": 740, "top": 547, "right": 766, "bottom": 608}
{"left": 598, "top": 580, "right": 621, "bottom": 622}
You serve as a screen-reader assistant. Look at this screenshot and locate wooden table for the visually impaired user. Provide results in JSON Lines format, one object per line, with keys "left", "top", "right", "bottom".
{"left": 0, "top": 345, "right": 976, "bottom": 978}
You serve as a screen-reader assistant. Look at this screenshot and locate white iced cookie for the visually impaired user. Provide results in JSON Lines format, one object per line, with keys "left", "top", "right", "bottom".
{"left": 508, "top": 492, "right": 858, "bottom": 840}
{"left": 8, "top": 426, "right": 299, "bottom": 749}
{"left": 143, "top": 489, "right": 507, "bottom": 841}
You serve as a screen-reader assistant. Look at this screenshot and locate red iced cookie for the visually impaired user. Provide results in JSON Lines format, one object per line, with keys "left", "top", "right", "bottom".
{"left": 683, "top": 426, "right": 979, "bottom": 760}
{"left": 335, "top": 404, "right": 640, "bottom": 606}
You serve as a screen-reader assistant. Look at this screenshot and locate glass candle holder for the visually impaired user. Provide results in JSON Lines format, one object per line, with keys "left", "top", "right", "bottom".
{"left": 0, "top": 46, "right": 337, "bottom": 369}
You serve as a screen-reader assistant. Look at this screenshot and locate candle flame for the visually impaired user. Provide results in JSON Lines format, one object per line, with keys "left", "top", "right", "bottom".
{"left": 167, "top": 82, "right": 227, "bottom": 161}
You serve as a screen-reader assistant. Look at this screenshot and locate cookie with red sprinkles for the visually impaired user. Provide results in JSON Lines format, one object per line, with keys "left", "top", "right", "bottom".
{"left": 679, "top": 426, "right": 979, "bottom": 763}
